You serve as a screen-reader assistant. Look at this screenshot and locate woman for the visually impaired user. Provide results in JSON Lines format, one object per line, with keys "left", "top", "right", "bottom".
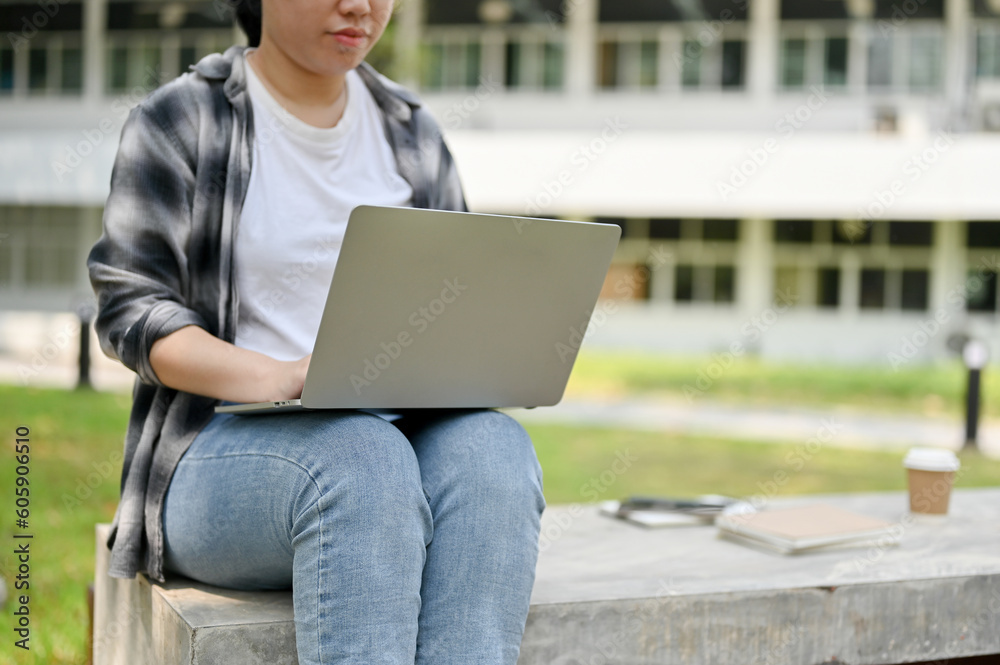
{"left": 87, "top": 0, "right": 546, "bottom": 663}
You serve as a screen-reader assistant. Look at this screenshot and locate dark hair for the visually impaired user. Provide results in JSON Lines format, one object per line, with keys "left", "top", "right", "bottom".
{"left": 235, "top": 0, "right": 262, "bottom": 47}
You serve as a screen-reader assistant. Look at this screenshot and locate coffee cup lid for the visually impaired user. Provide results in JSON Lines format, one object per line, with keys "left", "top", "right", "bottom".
{"left": 903, "top": 447, "right": 961, "bottom": 472}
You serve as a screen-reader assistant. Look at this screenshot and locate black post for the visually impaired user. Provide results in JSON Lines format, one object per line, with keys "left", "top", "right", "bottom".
{"left": 964, "top": 367, "right": 981, "bottom": 449}
{"left": 962, "top": 339, "right": 989, "bottom": 452}
{"left": 77, "top": 314, "right": 92, "bottom": 390}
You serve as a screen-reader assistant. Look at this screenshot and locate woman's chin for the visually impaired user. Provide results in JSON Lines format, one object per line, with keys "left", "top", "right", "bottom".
{"left": 303, "top": 50, "right": 367, "bottom": 77}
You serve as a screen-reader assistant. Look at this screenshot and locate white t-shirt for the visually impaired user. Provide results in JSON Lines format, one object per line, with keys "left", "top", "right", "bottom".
{"left": 234, "top": 50, "right": 413, "bottom": 360}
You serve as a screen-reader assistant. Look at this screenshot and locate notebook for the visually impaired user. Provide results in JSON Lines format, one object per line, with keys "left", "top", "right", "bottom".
{"left": 716, "top": 504, "right": 901, "bottom": 554}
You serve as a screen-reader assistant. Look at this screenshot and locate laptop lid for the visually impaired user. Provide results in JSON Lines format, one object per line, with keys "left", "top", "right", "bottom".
{"left": 300, "top": 205, "right": 620, "bottom": 409}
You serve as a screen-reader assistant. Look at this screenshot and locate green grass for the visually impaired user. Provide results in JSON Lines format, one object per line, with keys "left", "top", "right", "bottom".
{"left": 530, "top": 423, "right": 1000, "bottom": 504}
{"left": 565, "top": 350, "right": 1000, "bottom": 418}
{"left": 2, "top": 383, "right": 999, "bottom": 664}
{"left": 1, "top": 386, "right": 130, "bottom": 665}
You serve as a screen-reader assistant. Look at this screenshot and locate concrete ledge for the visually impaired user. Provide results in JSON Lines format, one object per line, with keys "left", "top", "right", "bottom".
{"left": 93, "top": 528, "right": 297, "bottom": 665}
{"left": 94, "top": 488, "right": 1000, "bottom": 665}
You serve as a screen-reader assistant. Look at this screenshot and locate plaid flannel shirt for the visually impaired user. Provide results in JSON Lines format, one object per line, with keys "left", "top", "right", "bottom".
{"left": 88, "top": 44, "right": 468, "bottom": 582}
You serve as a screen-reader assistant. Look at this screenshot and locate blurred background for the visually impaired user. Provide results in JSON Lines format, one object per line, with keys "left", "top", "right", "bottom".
{"left": 1, "top": 0, "right": 1000, "bottom": 662}
{"left": 1, "top": 0, "right": 1000, "bottom": 363}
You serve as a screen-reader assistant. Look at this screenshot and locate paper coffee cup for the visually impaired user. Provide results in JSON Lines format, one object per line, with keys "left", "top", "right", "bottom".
{"left": 903, "top": 447, "right": 960, "bottom": 515}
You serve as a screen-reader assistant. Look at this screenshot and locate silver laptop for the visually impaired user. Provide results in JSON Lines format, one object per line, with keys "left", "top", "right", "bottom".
{"left": 216, "top": 205, "right": 620, "bottom": 414}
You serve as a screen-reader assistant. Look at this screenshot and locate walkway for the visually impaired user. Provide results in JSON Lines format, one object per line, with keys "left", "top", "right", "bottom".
{"left": 511, "top": 394, "right": 1000, "bottom": 459}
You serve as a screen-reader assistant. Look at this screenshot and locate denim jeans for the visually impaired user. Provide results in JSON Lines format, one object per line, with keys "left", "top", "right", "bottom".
{"left": 161, "top": 409, "right": 546, "bottom": 665}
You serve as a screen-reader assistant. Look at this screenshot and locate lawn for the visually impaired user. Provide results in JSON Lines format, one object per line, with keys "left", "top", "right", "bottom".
{"left": 2, "top": 380, "right": 999, "bottom": 664}
{"left": 1, "top": 386, "right": 130, "bottom": 665}
{"left": 564, "top": 350, "right": 1000, "bottom": 418}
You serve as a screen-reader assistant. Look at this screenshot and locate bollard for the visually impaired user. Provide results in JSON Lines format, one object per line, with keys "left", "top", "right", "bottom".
{"left": 78, "top": 314, "right": 92, "bottom": 390}
{"left": 962, "top": 340, "right": 989, "bottom": 450}
{"left": 76, "top": 301, "right": 96, "bottom": 390}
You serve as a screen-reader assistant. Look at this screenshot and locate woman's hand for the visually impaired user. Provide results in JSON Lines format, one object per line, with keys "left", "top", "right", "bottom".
{"left": 268, "top": 354, "right": 311, "bottom": 401}
{"left": 150, "top": 325, "right": 311, "bottom": 403}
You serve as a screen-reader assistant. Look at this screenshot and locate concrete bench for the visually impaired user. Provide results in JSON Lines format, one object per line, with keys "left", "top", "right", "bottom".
{"left": 93, "top": 488, "right": 1000, "bottom": 665}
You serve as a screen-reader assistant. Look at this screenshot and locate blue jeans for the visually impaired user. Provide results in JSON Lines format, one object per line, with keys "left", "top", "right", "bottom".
{"left": 161, "top": 409, "right": 545, "bottom": 665}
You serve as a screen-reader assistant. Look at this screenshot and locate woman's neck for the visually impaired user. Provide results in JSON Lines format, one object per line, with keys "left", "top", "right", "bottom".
{"left": 247, "top": 38, "right": 348, "bottom": 129}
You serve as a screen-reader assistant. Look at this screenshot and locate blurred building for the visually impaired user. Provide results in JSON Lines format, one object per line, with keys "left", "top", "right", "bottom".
{"left": 0, "top": 0, "right": 237, "bottom": 317}
{"left": 0, "top": 0, "right": 998, "bottom": 364}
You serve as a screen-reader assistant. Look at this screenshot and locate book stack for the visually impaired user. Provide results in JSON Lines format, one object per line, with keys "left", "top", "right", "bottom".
{"left": 600, "top": 495, "right": 739, "bottom": 527}
{"left": 716, "top": 503, "right": 901, "bottom": 554}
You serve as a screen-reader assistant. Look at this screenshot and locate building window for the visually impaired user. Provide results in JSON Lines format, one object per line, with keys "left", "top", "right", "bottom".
{"left": 681, "top": 39, "right": 702, "bottom": 87}
{"left": 601, "top": 0, "right": 747, "bottom": 22}
{"left": 977, "top": 29, "right": 1000, "bottom": 78}
{"left": 889, "top": 221, "right": 933, "bottom": 246}
{"left": 967, "top": 221, "right": 1000, "bottom": 248}
{"left": 0, "top": 45, "right": 13, "bottom": 92}
{"left": 2, "top": 35, "right": 86, "bottom": 96}
{"left": 781, "top": 0, "right": 848, "bottom": 19}
{"left": 639, "top": 40, "right": 658, "bottom": 87}
{"left": 61, "top": 46, "right": 83, "bottom": 92}
{"left": 773, "top": 219, "right": 933, "bottom": 312}
{"left": 106, "top": 42, "right": 163, "bottom": 94}
{"left": 859, "top": 268, "right": 930, "bottom": 311}
{"left": 0, "top": 207, "right": 82, "bottom": 288}
{"left": 867, "top": 32, "right": 893, "bottom": 88}
{"left": 867, "top": 27, "right": 944, "bottom": 93}
{"left": 180, "top": 45, "right": 198, "bottom": 73}
{"left": 714, "top": 265, "right": 735, "bottom": 302}
{"left": 779, "top": 28, "right": 851, "bottom": 91}
{"left": 774, "top": 266, "right": 799, "bottom": 304}
{"left": 833, "top": 220, "right": 873, "bottom": 245}
{"left": 860, "top": 268, "right": 886, "bottom": 309}
{"left": 675, "top": 264, "right": 694, "bottom": 301}
{"left": 97, "top": 1, "right": 237, "bottom": 95}
{"left": 966, "top": 270, "right": 998, "bottom": 312}
{"left": 605, "top": 217, "right": 738, "bottom": 242}
{"left": 422, "top": 29, "right": 563, "bottom": 91}
{"left": 908, "top": 33, "right": 943, "bottom": 91}
{"left": 703, "top": 219, "right": 739, "bottom": 241}
{"left": 874, "top": 0, "right": 944, "bottom": 19}
{"left": 818, "top": 268, "right": 840, "bottom": 307}
{"left": 775, "top": 220, "right": 814, "bottom": 243}
{"left": 824, "top": 37, "right": 848, "bottom": 86}
{"left": 721, "top": 40, "right": 745, "bottom": 88}
{"left": 649, "top": 218, "right": 681, "bottom": 239}
{"left": 602, "top": 217, "right": 739, "bottom": 304}
{"left": 542, "top": 41, "right": 564, "bottom": 88}
{"left": 677, "top": 36, "right": 747, "bottom": 91}
{"left": 104, "top": 31, "right": 232, "bottom": 95}
{"left": 507, "top": 38, "right": 563, "bottom": 89}
{"left": 29, "top": 46, "right": 48, "bottom": 91}
{"left": 675, "top": 264, "right": 736, "bottom": 303}
{"left": 0, "top": 3, "right": 83, "bottom": 96}
{"left": 426, "top": 0, "right": 563, "bottom": 25}
{"left": 598, "top": 40, "right": 618, "bottom": 88}
{"left": 781, "top": 38, "right": 807, "bottom": 88}
{"left": 447, "top": 41, "right": 481, "bottom": 88}
{"left": 422, "top": 41, "right": 481, "bottom": 89}
{"left": 900, "top": 270, "right": 929, "bottom": 311}
{"left": 597, "top": 28, "right": 745, "bottom": 91}
{"left": 598, "top": 38, "right": 656, "bottom": 89}
{"left": 774, "top": 265, "right": 842, "bottom": 308}
{"left": 108, "top": 45, "right": 128, "bottom": 91}
{"left": 421, "top": 43, "right": 443, "bottom": 89}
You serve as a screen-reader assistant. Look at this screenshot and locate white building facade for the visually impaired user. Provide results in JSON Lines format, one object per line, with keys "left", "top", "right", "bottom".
{"left": 407, "top": 0, "right": 1000, "bottom": 364}
{"left": 0, "top": 0, "right": 998, "bottom": 365}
